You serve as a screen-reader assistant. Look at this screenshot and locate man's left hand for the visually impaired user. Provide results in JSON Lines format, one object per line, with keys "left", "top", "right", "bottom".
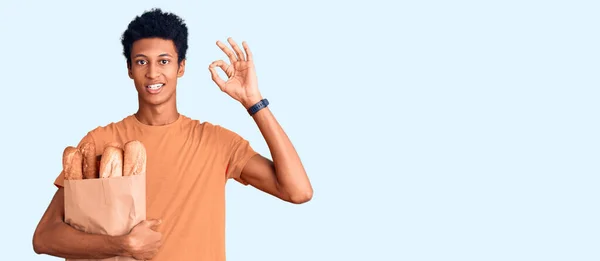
{"left": 209, "top": 37, "right": 263, "bottom": 109}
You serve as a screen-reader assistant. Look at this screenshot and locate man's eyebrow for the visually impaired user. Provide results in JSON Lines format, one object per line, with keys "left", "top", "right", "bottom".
{"left": 133, "top": 53, "right": 173, "bottom": 58}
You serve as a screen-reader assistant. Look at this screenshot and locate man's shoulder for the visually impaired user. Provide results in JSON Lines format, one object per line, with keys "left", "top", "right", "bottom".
{"left": 85, "top": 114, "right": 135, "bottom": 138}
{"left": 180, "top": 115, "right": 223, "bottom": 132}
{"left": 180, "top": 116, "right": 245, "bottom": 143}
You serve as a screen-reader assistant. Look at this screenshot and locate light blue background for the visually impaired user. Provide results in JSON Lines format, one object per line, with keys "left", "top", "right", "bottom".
{"left": 0, "top": 0, "right": 598, "bottom": 260}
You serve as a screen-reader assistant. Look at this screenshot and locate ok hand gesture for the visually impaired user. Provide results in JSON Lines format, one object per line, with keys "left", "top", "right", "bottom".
{"left": 209, "top": 37, "right": 263, "bottom": 109}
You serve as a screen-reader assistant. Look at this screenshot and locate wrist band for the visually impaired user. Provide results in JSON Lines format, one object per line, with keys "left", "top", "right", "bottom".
{"left": 247, "top": 98, "right": 269, "bottom": 116}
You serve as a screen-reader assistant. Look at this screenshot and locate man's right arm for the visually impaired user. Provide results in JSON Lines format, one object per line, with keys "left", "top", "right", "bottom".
{"left": 32, "top": 187, "right": 129, "bottom": 259}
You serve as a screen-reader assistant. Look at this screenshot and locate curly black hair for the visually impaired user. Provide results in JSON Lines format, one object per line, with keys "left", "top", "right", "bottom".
{"left": 121, "top": 8, "right": 189, "bottom": 66}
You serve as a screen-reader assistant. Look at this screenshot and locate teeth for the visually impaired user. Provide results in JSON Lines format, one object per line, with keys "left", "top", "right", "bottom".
{"left": 148, "top": 84, "right": 163, "bottom": 89}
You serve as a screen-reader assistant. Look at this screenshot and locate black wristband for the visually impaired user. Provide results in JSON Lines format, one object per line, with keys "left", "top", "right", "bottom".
{"left": 247, "top": 98, "right": 269, "bottom": 116}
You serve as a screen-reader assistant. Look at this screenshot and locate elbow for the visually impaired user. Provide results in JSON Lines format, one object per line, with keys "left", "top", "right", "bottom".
{"left": 289, "top": 188, "right": 313, "bottom": 204}
{"left": 32, "top": 230, "right": 46, "bottom": 255}
{"left": 32, "top": 223, "right": 53, "bottom": 255}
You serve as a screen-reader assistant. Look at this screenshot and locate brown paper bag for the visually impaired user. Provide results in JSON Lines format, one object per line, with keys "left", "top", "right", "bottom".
{"left": 63, "top": 172, "right": 146, "bottom": 261}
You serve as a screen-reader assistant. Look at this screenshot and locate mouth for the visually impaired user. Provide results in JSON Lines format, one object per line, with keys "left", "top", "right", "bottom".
{"left": 146, "top": 83, "right": 164, "bottom": 94}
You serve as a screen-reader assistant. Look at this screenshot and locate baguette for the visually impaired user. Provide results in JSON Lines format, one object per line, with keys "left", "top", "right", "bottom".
{"left": 99, "top": 146, "right": 124, "bottom": 178}
{"left": 63, "top": 146, "right": 83, "bottom": 180}
{"left": 79, "top": 142, "right": 98, "bottom": 179}
{"left": 95, "top": 142, "right": 121, "bottom": 173}
{"left": 123, "top": 140, "right": 147, "bottom": 176}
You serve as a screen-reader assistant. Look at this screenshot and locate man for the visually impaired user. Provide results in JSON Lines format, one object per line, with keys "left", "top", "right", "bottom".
{"left": 32, "top": 8, "right": 313, "bottom": 261}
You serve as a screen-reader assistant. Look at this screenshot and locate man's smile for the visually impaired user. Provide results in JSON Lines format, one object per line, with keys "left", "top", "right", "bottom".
{"left": 146, "top": 83, "right": 164, "bottom": 94}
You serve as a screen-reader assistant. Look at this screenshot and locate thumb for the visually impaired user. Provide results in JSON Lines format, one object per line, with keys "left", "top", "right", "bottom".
{"left": 208, "top": 60, "right": 228, "bottom": 90}
{"left": 145, "top": 219, "right": 162, "bottom": 228}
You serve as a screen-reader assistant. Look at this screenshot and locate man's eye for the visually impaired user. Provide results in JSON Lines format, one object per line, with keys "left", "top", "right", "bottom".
{"left": 160, "top": 60, "right": 169, "bottom": 65}
{"left": 136, "top": 60, "right": 147, "bottom": 65}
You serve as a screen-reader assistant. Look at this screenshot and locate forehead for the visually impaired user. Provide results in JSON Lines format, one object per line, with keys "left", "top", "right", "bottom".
{"left": 131, "top": 38, "right": 178, "bottom": 58}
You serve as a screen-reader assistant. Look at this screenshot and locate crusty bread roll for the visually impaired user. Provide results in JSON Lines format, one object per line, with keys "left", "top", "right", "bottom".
{"left": 99, "top": 146, "right": 124, "bottom": 178}
{"left": 63, "top": 146, "right": 83, "bottom": 180}
{"left": 79, "top": 142, "right": 98, "bottom": 179}
{"left": 123, "top": 140, "right": 147, "bottom": 176}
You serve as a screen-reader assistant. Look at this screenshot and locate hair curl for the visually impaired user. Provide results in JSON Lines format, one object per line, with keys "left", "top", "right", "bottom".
{"left": 121, "top": 8, "right": 188, "bottom": 66}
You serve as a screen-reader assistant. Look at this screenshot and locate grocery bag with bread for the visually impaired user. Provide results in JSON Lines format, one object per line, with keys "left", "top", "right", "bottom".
{"left": 62, "top": 140, "right": 147, "bottom": 261}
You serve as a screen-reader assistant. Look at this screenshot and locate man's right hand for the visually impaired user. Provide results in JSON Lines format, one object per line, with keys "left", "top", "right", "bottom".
{"left": 123, "top": 219, "right": 163, "bottom": 260}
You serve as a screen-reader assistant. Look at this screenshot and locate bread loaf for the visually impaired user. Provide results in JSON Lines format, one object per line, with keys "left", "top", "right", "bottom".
{"left": 63, "top": 146, "right": 83, "bottom": 180}
{"left": 79, "top": 142, "right": 98, "bottom": 179}
{"left": 64, "top": 140, "right": 146, "bottom": 180}
{"left": 123, "top": 140, "right": 147, "bottom": 176}
{"left": 99, "top": 146, "right": 124, "bottom": 178}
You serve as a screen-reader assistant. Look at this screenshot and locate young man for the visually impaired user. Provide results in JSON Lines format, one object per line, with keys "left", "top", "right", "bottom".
{"left": 32, "top": 8, "right": 312, "bottom": 261}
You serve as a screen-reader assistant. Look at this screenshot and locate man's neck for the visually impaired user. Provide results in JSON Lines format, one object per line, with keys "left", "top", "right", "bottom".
{"left": 135, "top": 103, "right": 180, "bottom": 126}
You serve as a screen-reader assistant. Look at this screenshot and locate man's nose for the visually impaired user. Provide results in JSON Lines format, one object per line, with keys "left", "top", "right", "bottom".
{"left": 146, "top": 64, "right": 160, "bottom": 79}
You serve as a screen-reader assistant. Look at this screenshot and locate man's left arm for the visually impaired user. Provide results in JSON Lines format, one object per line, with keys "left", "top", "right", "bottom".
{"left": 239, "top": 106, "right": 313, "bottom": 204}
{"left": 209, "top": 37, "right": 313, "bottom": 204}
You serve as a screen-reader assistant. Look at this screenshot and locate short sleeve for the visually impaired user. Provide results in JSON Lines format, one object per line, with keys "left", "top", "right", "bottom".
{"left": 215, "top": 125, "right": 258, "bottom": 185}
{"left": 53, "top": 132, "right": 96, "bottom": 188}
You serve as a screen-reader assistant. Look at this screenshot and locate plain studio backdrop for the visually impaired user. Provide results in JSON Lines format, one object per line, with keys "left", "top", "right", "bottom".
{"left": 0, "top": 0, "right": 598, "bottom": 260}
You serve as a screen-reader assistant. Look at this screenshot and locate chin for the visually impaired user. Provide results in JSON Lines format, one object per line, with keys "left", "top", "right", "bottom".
{"left": 140, "top": 92, "right": 175, "bottom": 106}
{"left": 141, "top": 96, "right": 166, "bottom": 106}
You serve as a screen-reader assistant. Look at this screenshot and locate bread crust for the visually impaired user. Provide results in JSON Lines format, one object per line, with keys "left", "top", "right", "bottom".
{"left": 63, "top": 146, "right": 83, "bottom": 180}
{"left": 123, "top": 140, "right": 146, "bottom": 176}
{"left": 66, "top": 140, "right": 145, "bottom": 179}
{"left": 79, "top": 142, "right": 98, "bottom": 179}
{"left": 99, "top": 146, "right": 124, "bottom": 178}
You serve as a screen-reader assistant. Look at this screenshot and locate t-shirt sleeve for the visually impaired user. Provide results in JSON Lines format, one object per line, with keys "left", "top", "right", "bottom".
{"left": 53, "top": 132, "right": 96, "bottom": 188}
{"left": 215, "top": 125, "right": 258, "bottom": 185}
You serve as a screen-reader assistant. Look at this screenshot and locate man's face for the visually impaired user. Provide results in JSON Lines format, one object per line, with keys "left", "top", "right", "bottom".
{"left": 128, "top": 38, "right": 185, "bottom": 106}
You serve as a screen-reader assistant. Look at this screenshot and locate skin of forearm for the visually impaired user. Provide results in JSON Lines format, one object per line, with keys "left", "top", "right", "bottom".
{"left": 251, "top": 107, "right": 312, "bottom": 201}
{"left": 34, "top": 221, "right": 128, "bottom": 259}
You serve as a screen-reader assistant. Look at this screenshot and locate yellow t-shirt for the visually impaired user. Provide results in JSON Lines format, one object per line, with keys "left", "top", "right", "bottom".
{"left": 54, "top": 114, "right": 258, "bottom": 261}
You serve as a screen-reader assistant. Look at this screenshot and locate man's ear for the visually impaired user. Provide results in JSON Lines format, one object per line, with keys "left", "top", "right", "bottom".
{"left": 177, "top": 59, "right": 186, "bottom": 78}
{"left": 127, "top": 63, "right": 133, "bottom": 79}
